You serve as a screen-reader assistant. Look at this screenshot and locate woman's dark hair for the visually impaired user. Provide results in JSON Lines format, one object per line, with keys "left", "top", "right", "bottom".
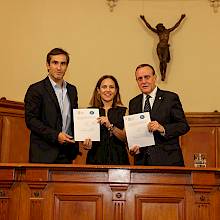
{"left": 89, "top": 75, "right": 124, "bottom": 108}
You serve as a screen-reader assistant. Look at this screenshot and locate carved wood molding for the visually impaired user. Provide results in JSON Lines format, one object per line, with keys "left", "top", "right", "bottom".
{"left": 110, "top": 184, "right": 129, "bottom": 201}
{"left": 0, "top": 97, "right": 24, "bottom": 111}
{"left": 110, "top": 184, "right": 128, "bottom": 220}
{"left": 186, "top": 112, "right": 220, "bottom": 125}
{"left": 192, "top": 186, "right": 215, "bottom": 220}
{"left": 0, "top": 189, "right": 7, "bottom": 197}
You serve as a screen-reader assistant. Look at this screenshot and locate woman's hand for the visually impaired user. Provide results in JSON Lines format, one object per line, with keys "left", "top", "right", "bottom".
{"left": 97, "top": 116, "right": 111, "bottom": 129}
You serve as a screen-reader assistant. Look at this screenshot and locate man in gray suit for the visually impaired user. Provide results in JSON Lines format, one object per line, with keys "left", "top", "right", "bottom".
{"left": 24, "top": 48, "right": 79, "bottom": 163}
{"left": 129, "top": 64, "right": 189, "bottom": 166}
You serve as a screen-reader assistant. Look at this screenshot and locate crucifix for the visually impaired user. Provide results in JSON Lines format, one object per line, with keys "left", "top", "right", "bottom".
{"left": 140, "top": 14, "right": 185, "bottom": 81}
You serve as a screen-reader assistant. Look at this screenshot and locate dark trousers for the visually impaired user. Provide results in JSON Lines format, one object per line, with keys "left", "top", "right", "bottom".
{"left": 54, "top": 154, "right": 72, "bottom": 164}
{"left": 134, "top": 146, "right": 184, "bottom": 166}
{"left": 54, "top": 142, "right": 79, "bottom": 164}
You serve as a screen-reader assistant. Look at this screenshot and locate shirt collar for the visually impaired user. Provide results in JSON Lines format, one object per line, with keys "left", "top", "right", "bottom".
{"left": 48, "top": 75, "right": 67, "bottom": 89}
{"left": 143, "top": 86, "right": 157, "bottom": 99}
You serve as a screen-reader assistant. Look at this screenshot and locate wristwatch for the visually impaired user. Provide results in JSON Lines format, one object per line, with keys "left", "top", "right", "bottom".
{"left": 108, "top": 124, "right": 114, "bottom": 132}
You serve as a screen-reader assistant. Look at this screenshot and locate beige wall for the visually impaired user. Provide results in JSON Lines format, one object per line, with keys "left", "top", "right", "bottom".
{"left": 1, "top": 0, "right": 220, "bottom": 112}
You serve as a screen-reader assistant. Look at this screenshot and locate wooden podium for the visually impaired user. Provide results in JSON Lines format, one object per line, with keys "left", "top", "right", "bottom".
{"left": 0, "top": 164, "right": 220, "bottom": 220}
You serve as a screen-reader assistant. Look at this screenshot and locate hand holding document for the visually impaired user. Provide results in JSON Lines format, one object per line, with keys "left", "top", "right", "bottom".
{"left": 73, "top": 109, "right": 100, "bottom": 141}
{"left": 123, "top": 112, "right": 155, "bottom": 148}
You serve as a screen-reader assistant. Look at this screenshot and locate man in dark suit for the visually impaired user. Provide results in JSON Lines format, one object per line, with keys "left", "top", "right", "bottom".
{"left": 24, "top": 48, "right": 79, "bottom": 163}
{"left": 129, "top": 64, "right": 189, "bottom": 166}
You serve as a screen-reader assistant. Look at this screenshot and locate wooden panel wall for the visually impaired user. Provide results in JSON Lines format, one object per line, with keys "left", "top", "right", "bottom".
{"left": 1, "top": 98, "right": 220, "bottom": 167}
{"left": 181, "top": 112, "right": 220, "bottom": 168}
{"left": 0, "top": 98, "right": 29, "bottom": 162}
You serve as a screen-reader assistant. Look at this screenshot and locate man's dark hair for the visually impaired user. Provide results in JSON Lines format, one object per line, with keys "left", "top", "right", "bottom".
{"left": 135, "top": 64, "right": 155, "bottom": 75}
{"left": 46, "top": 48, "right": 70, "bottom": 65}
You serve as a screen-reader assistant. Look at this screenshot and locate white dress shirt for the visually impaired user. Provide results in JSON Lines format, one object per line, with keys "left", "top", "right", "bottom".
{"left": 49, "top": 76, "right": 72, "bottom": 135}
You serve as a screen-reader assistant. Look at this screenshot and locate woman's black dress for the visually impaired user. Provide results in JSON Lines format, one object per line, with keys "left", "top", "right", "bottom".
{"left": 86, "top": 106, "right": 130, "bottom": 165}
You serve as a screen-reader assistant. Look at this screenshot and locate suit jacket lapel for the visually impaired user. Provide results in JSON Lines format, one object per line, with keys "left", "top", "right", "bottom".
{"left": 66, "top": 84, "right": 74, "bottom": 109}
{"left": 151, "top": 89, "right": 164, "bottom": 115}
{"left": 136, "top": 94, "right": 143, "bottom": 113}
{"left": 44, "top": 77, "right": 61, "bottom": 113}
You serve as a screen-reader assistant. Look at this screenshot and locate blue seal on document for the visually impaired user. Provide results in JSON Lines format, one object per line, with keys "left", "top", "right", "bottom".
{"left": 90, "top": 111, "right": 94, "bottom": 115}
{"left": 140, "top": 114, "right": 145, "bottom": 119}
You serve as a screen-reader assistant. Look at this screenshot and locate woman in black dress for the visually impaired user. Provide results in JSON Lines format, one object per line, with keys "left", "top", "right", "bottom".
{"left": 83, "top": 75, "right": 130, "bottom": 165}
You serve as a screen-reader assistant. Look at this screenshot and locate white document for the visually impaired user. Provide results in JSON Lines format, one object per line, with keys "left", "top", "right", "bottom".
{"left": 124, "top": 112, "right": 155, "bottom": 148}
{"left": 73, "top": 109, "right": 100, "bottom": 141}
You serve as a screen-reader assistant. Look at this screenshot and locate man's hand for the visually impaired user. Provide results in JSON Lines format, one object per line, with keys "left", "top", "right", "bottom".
{"left": 148, "top": 121, "right": 165, "bottom": 134}
{"left": 82, "top": 138, "right": 92, "bottom": 150}
{"left": 129, "top": 144, "right": 140, "bottom": 155}
{"left": 58, "top": 132, "right": 75, "bottom": 145}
